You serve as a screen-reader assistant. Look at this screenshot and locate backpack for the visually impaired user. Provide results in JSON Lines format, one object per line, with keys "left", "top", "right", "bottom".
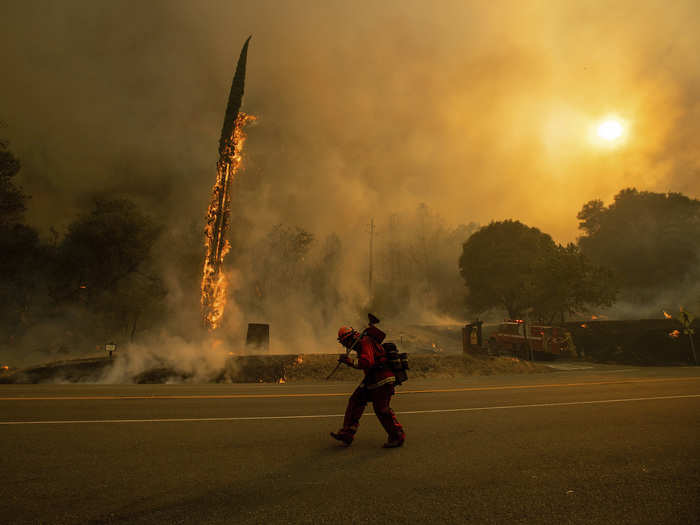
{"left": 382, "top": 342, "right": 409, "bottom": 385}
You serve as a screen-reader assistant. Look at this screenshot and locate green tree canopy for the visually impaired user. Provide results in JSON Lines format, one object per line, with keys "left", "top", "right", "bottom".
{"left": 535, "top": 243, "right": 617, "bottom": 323}
{"left": 577, "top": 188, "right": 700, "bottom": 295}
{"left": 459, "top": 220, "right": 616, "bottom": 321}
{"left": 459, "top": 220, "right": 557, "bottom": 319}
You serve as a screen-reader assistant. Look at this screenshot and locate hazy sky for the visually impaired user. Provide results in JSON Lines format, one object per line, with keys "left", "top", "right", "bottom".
{"left": 1, "top": 0, "right": 698, "bottom": 243}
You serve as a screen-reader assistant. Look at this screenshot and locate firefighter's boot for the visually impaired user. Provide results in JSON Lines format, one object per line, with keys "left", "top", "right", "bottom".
{"left": 382, "top": 437, "right": 404, "bottom": 448}
{"left": 382, "top": 431, "right": 405, "bottom": 448}
{"left": 330, "top": 429, "right": 354, "bottom": 446}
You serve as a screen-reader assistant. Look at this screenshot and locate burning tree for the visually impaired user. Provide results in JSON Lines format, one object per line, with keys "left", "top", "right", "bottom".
{"left": 201, "top": 36, "right": 255, "bottom": 330}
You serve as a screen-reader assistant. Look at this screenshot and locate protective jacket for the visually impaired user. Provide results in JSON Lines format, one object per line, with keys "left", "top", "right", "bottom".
{"left": 348, "top": 334, "right": 395, "bottom": 389}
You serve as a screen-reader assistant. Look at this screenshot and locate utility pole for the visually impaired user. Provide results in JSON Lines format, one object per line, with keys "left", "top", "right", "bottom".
{"left": 368, "top": 218, "right": 375, "bottom": 298}
{"left": 388, "top": 214, "right": 399, "bottom": 283}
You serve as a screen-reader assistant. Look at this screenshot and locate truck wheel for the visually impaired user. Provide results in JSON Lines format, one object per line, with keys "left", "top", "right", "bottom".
{"left": 487, "top": 338, "right": 498, "bottom": 356}
{"left": 516, "top": 344, "right": 530, "bottom": 360}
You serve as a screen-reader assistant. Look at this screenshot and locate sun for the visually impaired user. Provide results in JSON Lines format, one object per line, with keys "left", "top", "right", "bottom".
{"left": 597, "top": 119, "right": 624, "bottom": 141}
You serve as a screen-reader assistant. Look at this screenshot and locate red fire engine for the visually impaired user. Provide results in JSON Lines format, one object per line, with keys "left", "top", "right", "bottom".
{"left": 487, "top": 321, "right": 572, "bottom": 360}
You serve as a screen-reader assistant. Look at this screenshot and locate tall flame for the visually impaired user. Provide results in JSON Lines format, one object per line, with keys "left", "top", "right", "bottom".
{"left": 201, "top": 113, "right": 256, "bottom": 330}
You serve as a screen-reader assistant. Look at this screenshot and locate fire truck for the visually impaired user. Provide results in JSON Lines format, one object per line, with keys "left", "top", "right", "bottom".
{"left": 486, "top": 321, "right": 572, "bottom": 360}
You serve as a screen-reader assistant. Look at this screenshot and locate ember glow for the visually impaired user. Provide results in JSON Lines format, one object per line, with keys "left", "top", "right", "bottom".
{"left": 663, "top": 311, "right": 673, "bottom": 319}
{"left": 669, "top": 330, "right": 681, "bottom": 339}
{"left": 201, "top": 113, "right": 256, "bottom": 330}
{"left": 201, "top": 36, "right": 253, "bottom": 332}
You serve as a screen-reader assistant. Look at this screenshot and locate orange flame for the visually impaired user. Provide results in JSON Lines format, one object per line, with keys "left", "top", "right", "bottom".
{"left": 201, "top": 113, "right": 256, "bottom": 330}
{"left": 580, "top": 323, "right": 588, "bottom": 328}
{"left": 663, "top": 311, "right": 672, "bottom": 319}
{"left": 669, "top": 330, "right": 681, "bottom": 339}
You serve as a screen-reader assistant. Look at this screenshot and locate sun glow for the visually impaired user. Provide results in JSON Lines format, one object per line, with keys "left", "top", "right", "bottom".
{"left": 597, "top": 119, "right": 624, "bottom": 141}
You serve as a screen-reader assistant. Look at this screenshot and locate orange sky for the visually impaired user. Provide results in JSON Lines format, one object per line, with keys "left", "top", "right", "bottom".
{"left": 1, "top": 0, "right": 698, "bottom": 243}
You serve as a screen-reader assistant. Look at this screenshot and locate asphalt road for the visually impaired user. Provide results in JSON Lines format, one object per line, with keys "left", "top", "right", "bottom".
{"left": 1, "top": 366, "right": 699, "bottom": 524}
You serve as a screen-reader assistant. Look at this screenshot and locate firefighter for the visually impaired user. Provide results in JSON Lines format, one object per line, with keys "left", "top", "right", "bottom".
{"left": 330, "top": 326, "right": 405, "bottom": 448}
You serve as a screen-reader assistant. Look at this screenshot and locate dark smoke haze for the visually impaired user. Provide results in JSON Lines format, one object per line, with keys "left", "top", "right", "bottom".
{"left": 1, "top": 1, "right": 699, "bottom": 364}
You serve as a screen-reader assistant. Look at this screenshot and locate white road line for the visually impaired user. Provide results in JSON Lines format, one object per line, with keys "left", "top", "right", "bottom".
{"left": 1, "top": 394, "right": 698, "bottom": 426}
{"left": 3, "top": 376, "right": 698, "bottom": 401}
{"left": 596, "top": 369, "right": 640, "bottom": 373}
{"left": 397, "top": 394, "right": 700, "bottom": 414}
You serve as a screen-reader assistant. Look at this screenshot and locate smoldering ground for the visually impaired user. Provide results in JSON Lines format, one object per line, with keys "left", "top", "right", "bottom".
{"left": 1, "top": 1, "right": 699, "bottom": 371}
{"left": 99, "top": 334, "right": 233, "bottom": 384}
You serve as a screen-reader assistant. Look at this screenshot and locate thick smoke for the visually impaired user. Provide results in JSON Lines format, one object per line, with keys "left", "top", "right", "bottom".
{"left": 1, "top": 1, "right": 699, "bottom": 370}
{"left": 99, "top": 333, "right": 232, "bottom": 384}
{"left": 1, "top": 1, "right": 698, "bottom": 239}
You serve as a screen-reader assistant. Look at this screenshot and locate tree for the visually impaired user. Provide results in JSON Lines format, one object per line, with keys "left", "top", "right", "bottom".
{"left": 0, "top": 138, "right": 43, "bottom": 341}
{"left": 535, "top": 243, "right": 617, "bottom": 323}
{"left": 374, "top": 204, "right": 479, "bottom": 318}
{"left": 459, "top": 220, "right": 617, "bottom": 321}
{"left": 0, "top": 137, "right": 25, "bottom": 226}
{"left": 459, "top": 220, "right": 556, "bottom": 319}
{"left": 253, "top": 224, "right": 315, "bottom": 300}
{"left": 310, "top": 234, "right": 343, "bottom": 325}
{"left": 577, "top": 188, "right": 700, "bottom": 298}
{"left": 52, "top": 198, "right": 164, "bottom": 340}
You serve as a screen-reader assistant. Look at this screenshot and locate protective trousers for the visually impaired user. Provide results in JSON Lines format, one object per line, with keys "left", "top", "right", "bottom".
{"left": 341, "top": 383, "right": 404, "bottom": 441}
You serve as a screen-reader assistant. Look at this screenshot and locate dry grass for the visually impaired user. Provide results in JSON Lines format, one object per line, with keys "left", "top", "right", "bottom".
{"left": 2, "top": 352, "right": 551, "bottom": 384}
{"left": 282, "top": 352, "right": 550, "bottom": 383}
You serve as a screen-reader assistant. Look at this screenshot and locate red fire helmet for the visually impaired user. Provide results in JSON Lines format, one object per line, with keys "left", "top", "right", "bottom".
{"left": 337, "top": 326, "right": 357, "bottom": 345}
